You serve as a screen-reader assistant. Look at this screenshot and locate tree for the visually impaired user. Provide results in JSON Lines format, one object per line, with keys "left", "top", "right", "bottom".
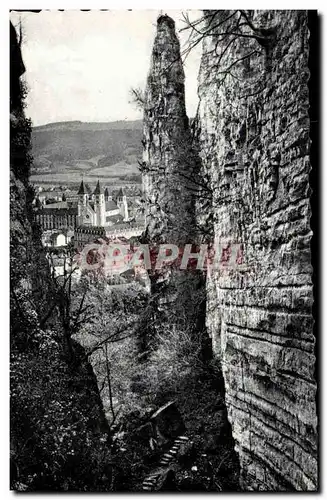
{"left": 179, "top": 10, "right": 276, "bottom": 67}
{"left": 129, "top": 87, "right": 145, "bottom": 111}
{"left": 41, "top": 247, "right": 93, "bottom": 362}
{"left": 70, "top": 279, "right": 151, "bottom": 421}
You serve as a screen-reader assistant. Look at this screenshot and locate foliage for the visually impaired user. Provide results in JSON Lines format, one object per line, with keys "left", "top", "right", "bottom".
{"left": 110, "top": 322, "right": 239, "bottom": 490}
{"left": 179, "top": 10, "right": 276, "bottom": 65}
{"left": 11, "top": 331, "right": 112, "bottom": 491}
{"left": 129, "top": 87, "right": 146, "bottom": 111}
{"left": 73, "top": 281, "right": 151, "bottom": 416}
{"left": 10, "top": 108, "right": 33, "bottom": 184}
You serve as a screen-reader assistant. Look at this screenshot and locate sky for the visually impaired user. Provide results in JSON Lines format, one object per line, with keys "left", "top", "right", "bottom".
{"left": 10, "top": 9, "right": 202, "bottom": 126}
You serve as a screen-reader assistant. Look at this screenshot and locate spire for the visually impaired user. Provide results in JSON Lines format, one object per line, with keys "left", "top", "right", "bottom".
{"left": 104, "top": 187, "right": 109, "bottom": 201}
{"left": 117, "top": 187, "right": 125, "bottom": 198}
{"left": 93, "top": 179, "right": 101, "bottom": 195}
{"left": 77, "top": 180, "right": 86, "bottom": 195}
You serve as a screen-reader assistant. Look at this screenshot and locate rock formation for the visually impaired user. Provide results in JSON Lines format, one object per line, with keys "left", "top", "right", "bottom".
{"left": 142, "top": 14, "right": 196, "bottom": 245}
{"left": 196, "top": 10, "right": 317, "bottom": 491}
{"left": 142, "top": 10, "right": 317, "bottom": 492}
{"left": 142, "top": 15, "right": 204, "bottom": 334}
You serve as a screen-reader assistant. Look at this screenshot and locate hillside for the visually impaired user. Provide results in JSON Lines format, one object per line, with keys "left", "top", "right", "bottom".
{"left": 31, "top": 120, "right": 143, "bottom": 185}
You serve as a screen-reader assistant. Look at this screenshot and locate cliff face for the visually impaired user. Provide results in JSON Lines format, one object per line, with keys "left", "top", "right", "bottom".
{"left": 197, "top": 10, "right": 317, "bottom": 490}
{"left": 10, "top": 23, "right": 111, "bottom": 491}
{"left": 143, "top": 10, "right": 317, "bottom": 492}
{"left": 142, "top": 15, "right": 204, "bottom": 332}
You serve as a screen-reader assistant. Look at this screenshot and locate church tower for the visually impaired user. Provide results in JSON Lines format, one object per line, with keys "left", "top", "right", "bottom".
{"left": 117, "top": 187, "right": 129, "bottom": 221}
{"left": 104, "top": 187, "right": 113, "bottom": 201}
{"left": 93, "top": 180, "right": 105, "bottom": 226}
{"left": 77, "top": 180, "right": 88, "bottom": 225}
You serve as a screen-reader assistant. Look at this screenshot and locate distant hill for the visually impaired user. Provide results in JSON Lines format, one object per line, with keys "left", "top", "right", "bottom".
{"left": 31, "top": 120, "right": 143, "bottom": 185}
{"left": 33, "top": 120, "right": 143, "bottom": 133}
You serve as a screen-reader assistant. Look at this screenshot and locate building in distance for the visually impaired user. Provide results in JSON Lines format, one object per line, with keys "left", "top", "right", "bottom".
{"left": 35, "top": 180, "right": 129, "bottom": 231}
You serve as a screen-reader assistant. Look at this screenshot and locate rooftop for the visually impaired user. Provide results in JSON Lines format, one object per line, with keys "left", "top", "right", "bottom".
{"left": 77, "top": 180, "right": 86, "bottom": 195}
{"left": 106, "top": 214, "right": 123, "bottom": 223}
{"left": 106, "top": 200, "right": 118, "bottom": 211}
{"left": 43, "top": 201, "right": 69, "bottom": 209}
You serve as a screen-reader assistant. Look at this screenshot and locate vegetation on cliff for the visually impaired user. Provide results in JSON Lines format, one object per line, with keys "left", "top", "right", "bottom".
{"left": 10, "top": 22, "right": 113, "bottom": 491}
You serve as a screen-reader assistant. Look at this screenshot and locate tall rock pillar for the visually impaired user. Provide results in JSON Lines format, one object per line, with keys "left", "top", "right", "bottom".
{"left": 141, "top": 14, "right": 203, "bottom": 335}
{"left": 142, "top": 15, "right": 196, "bottom": 245}
{"left": 197, "top": 10, "right": 317, "bottom": 491}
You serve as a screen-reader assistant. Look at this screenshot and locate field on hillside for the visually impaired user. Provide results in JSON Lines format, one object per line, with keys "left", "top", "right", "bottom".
{"left": 30, "top": 173, "right": 140, "bottom": 186}
{"left": 31, "top": 120, "right": 143, "bottom": 184}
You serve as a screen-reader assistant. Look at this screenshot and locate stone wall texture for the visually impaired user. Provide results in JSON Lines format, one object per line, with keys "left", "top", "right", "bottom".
{"left": 197, "top": 10, "right": 317, "bottom": 490}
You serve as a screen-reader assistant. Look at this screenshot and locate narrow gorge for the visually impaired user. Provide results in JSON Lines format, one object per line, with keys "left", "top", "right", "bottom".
{"left": 10, "top": 9, "right": 318, "bottom": 492}
{"left": 141, "top": 11, "right": 318, "bottom": 491}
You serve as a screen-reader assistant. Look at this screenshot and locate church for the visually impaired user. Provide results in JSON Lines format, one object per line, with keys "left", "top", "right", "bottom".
{"left": 35, "top": 180, "right": 129, "bottom": 231}
{"left": 77, "top": 180, "right": 128, "bottom": 226}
